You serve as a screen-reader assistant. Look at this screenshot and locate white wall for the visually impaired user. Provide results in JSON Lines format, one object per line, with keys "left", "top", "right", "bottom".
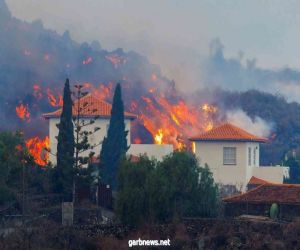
{"left": 194, "top": 141, "right": 269, "bottom": 190}
{"left": 194, "top": 140, "right": 287, "bottom": 190}
{"left": 245, "top": 142, "right": 260, "bottom": 183}
{"left": 194, "top": 141, "right": 249, "bottom": 189}
{"left": 48, "top": 117, "right": 131, "bottom": 165}
{"left": 252, "top": 166, "right": 289, "bottom": 183}
{"left": 128, "top": 144, "right": 173, "bottom": 161}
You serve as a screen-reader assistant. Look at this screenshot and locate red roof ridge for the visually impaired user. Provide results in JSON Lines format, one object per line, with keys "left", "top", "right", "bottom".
{"left": 189, "top": 123, "right": 267, "bottom": 143}
{"left": 223, "top": 184, "right": 265, "bottom": 202}
{"left": 42, "top": 93, "right": 137, "bottom": 119}
{"left": 248, "top": 176, "right": 270, "bottom": 185}
{"left": 223, "top": 183, "right": 300, "bottom": 204}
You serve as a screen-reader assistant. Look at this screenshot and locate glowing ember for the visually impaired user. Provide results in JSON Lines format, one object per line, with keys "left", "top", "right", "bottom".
{"left": 16, "top": 103, "right": 30, "bottom": 122}
{"left": 202, "top": 103, "right": 218, "bottom": 113}
{"left": 33, "top": 84, "right": 43, "bottom": 99}
{"left": 25, "top": 136, "right": 49, "bottom": 166}
{"left": 47, "top": 88, "right": 63, "bottom": 107}
{"left": 15, "top": 144, "right": 23, "bottom": 152}
{"left": 82, "top": 57, "right": 93, "bottom": 65}
{"left": 151, "top": 74, "right": 158, "bottom": 81}
{"left": 149, "top": 88, "right": 156, "bottom": 94}
{"left": 85, "top": 82, "right": 114, "bottom": 101}
{"left": 44, "top": 53, "right": 50, "bottom": 61}
{"left": 134, "top": 138, "right": 142, "bottom": 144}
{"left": 105, "top": 54, "right": 126, "bottom": 68}
{"left": 23, "top": 49, "right": 31, "bottom": 56}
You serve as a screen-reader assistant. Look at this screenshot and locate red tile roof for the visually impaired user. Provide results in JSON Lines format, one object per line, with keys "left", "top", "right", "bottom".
{"left": 223, "top": 183, "right": 300, "bottom": 205}
{"left": 248, "top": 176, "right": 270, "bottom": 185}
{"left": 43, "top": 94, "right": 136, "bottom": 119}
{"left": 189, "top": 123, "right": 267, "bottom": 142}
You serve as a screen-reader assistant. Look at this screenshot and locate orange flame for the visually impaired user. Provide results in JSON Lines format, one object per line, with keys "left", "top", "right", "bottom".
{"left": 16, "top": 103, "right": 30, "bottom": 122}
{"left": 82, "top": 57, "right": 93, "bottom": 65}
{"left": 47, "top": 88, "right": 63, "bottom": 107}
{"left": 154, "top": 129, "right": 164, "bottom": 144}
{"left": 33, "top": 82, "right": 218, "bottom": 152}
{"left": 201, "top": 103, "right": 218, "bottom": 113}
{"left": 129, "top": 94, "right": 218, "bottom": 149}
{"left": 25, "top": 136, "right": 49, "bottom": 166}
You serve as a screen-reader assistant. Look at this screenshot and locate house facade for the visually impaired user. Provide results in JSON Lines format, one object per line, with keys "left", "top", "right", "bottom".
{"left": 189, "top": 123, "right": 289, "bottom": 191}
{"left": 43, "top": 94, "right": 173, "bottom": 165}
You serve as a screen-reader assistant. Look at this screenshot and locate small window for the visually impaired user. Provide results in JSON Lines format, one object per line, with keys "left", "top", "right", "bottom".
{"left": 223, "top": 147, "right": 236, "bottom": 165}
{"left": 253, "top": 148, "right": 256, "bottom": 166}
{"left": 248, "top": 147, "right": 252, "bottom": 166}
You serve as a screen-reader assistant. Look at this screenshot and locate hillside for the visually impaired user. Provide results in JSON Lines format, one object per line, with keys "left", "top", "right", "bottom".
{"left": 1, "top": 0, "right": 300, "bottom": 165}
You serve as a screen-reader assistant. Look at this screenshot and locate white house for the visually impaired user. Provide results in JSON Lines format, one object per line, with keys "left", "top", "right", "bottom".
{"left": 43, "top": 94, "right": 173, "bottom": 165}
{"left": 189, "top": 123, "right": 289, "bottom": 191}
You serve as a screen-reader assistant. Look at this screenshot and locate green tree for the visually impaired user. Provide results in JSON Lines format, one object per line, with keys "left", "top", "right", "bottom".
{"left": 100, "top": 83, "right": 129, "bottom": 190}
{"left": 152, "top": 151, "right": 219, "bottom": 220}
{"left": 196, "top": 164, "right": 219, "bottom": 217}
{"left": 0, "top": 131, "right": 32, "bottom": 205}
{"left": 116, "top": 151, "right": 219, "bottom": 226}
{"left": 116, "top": 156, "right": 155, "bottom": 226}
{"left": 55, "top": 79, "right": 75, "bottom": 201}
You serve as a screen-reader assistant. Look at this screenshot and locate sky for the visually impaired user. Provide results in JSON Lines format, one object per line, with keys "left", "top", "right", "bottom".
{"left": 5, "top": 0, "right": 300, "bottom": 86}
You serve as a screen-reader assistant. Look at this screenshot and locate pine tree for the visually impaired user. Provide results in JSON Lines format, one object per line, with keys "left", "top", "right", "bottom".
{"left": 100, "top": 83, "right": 129, "bottom": 190}
{"left": 55, "top": 79, "right": 74, "bottom": 201}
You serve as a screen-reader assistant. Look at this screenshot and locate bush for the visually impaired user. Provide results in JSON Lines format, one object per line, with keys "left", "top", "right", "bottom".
{"left": 0, "top": 185, "right": 15, "bottom": 204}
{"left": 116, "top": 151, "right": 219, "bottom": 226}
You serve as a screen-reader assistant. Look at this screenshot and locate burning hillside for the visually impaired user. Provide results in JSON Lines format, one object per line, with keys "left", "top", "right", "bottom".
{"left": 0, "top": 1, "right": 223, "bottom": 166}
{"left": 17, "top": 81, "right": 219, "bottom": 166}
{"left": 2, "top": 0, "right": 300, "bottom": 166}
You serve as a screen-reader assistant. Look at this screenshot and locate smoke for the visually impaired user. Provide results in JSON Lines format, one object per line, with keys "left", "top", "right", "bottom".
{"left": 226, "top": 109, "right": 272, "bottom": 137}
{"left": 200, "top": 38, "right": 300, "bottom": 102}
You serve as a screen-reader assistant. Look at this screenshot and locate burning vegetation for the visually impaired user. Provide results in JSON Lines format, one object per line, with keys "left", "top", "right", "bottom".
{"left": 3, "top": 4, "right": 220, "bottom": 166}
{"left": 25, "top": 136, "right": 49, "bottom": 166}
{"left": 15, "top": 80, "right": 218, "bottom": 166}
{"left": 16, "top": 103, "right": 31, "bottom": 122}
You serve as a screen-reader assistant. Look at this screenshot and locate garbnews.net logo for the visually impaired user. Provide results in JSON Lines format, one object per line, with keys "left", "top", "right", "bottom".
{"left": 128, "top": 238, "right": 171, "bottom": 247}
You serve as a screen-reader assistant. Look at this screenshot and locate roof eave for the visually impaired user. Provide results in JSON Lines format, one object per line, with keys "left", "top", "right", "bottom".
{"left": 224, "top": 200, "right": 300, "bottom": 205}
{"left": 189, "top": 138, "right": 267, "bottom": 143}
{"left": 43, "top": 114, "right": 137, "bottom": 120}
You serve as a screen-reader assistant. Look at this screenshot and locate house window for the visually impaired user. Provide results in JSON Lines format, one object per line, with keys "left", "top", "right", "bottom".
{"left": 248, "top": 147, "right": 252, "bottom": 166}
{"left": 253, "top": 148, "right": 256, "bottom": 166}
{"left": 223, "top": 147, "right": 236, "bottom": 165}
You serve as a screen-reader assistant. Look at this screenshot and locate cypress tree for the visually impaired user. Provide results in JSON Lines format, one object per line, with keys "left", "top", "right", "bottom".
{"left": 100, "top": 83, "right": 129, "bottom": 190}
{"left": 56, "top": 79, "right": 74, "bottom": 201}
